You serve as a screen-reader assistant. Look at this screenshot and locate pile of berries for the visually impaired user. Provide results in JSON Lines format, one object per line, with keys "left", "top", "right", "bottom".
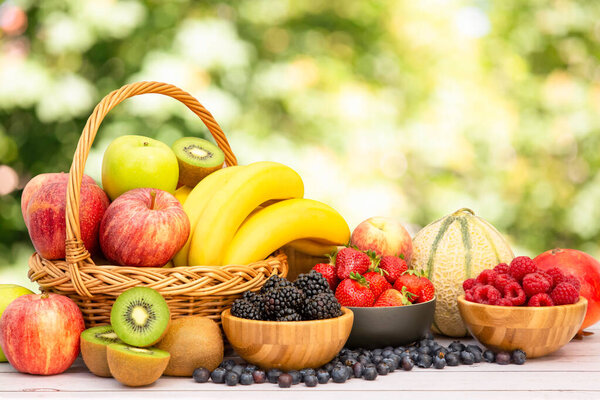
{"left": 231, "top": 272, "right": 342, "bottom": 321}
{"left": 463, "top": 256, "right": 581, "bottom": 307}
{"left": 312, "top": 247, "right": 435, "bottom": 307}
{"left": 192, "top": 332, "right": 526, "bottom": 388}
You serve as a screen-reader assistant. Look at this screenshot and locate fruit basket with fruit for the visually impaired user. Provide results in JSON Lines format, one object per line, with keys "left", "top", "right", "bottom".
{"left": 27, "top": 81, "right": 295, "bottom": 327}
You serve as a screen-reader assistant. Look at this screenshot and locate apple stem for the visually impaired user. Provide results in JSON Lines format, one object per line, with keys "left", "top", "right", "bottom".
{"left": 40, "top": 292, "right": 49, "bottom": 299}
{"left": 150, "top": 191, "right": 156, "bottom": 210}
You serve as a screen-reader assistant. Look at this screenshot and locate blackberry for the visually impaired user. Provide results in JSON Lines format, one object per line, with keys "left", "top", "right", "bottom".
{"left": 303, "top": 292, "right": 342, "bottom": 320}
{"left": 295, "top": 270, "right": 331, "bottom": 298}
{"left": 231, "top": 299, "right": 260, "bottom": 319}
{"left": 276, "top": 311, "right": 302, "bottom": 321}
{"left": 263, "top": 285, "right": 305, "bottom": 320}
{"left": 261, "top": 275, "right": 289, "bottom": 293}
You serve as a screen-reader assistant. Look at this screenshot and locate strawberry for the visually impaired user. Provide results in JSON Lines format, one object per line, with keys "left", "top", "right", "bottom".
{"left": 392, "top": 271, "right": 422, "bottom": 302}
{"left": 417, "top": 276, "right": 435, "bottom": 303}
{"left": 378, "top": 255, "right": 408, "bottom": 284}
{"left": 335, "top": 272, "right": 375, "bottom": 307}
{"left": 374, "top": 289, "right": 412, "bottom": 307}
{"left": 335, "top": 247, "right": 373, "bottom": 280}
{"left": 312, "top": 263, "right": 339, "bottom": 291}
{"left": 363, "top": 269, "right": 392, "bottom": 299}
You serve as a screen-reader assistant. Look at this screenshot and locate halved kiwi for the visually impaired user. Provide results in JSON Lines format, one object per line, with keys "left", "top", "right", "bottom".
{"left": 110, "top": 287, "right": 170, "bottom": 347}
{"left": 106, "top": 343, "right": 170, "bottom": 387}
{"left": 172, "top": 137, "right": 224, "bottom": 187}
{"left": 80, "top": 325, "right": 123, "bottom": 377}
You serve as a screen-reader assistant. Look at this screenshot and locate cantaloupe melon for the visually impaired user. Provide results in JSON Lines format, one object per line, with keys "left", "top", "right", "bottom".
{"left": 410, "top": 208, "right": 514, "bottom": 337}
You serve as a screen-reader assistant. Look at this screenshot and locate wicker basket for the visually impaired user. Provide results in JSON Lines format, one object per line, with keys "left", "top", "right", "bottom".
{"left": 27, "top": 81, "right": 288, "bottom": 327}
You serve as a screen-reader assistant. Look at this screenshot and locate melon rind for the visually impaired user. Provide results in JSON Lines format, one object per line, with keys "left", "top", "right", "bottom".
{"left": 410, "top": 209, "right": 514, "bottom": 337}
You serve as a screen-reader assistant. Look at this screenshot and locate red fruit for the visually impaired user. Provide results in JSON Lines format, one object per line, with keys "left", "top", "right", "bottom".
{"left": 473, "top": 285, "right": 501, "bottom": 305}
{"left": 493, "top": 273, "right": 516, "bottom": 293}
{"left": 335, "top": 247, "right": 372, "bottom": 280}
{"left": 494, "top": 298, "right": 514, "bottom": 306}
{"left": 566, "top": 275, "right": 582, "bottom": 292}
{"left": 493, "top": 263, "right": 510, "bottom": 275}
{"left": 534, "top": 248, "right": 600, "bottom": 329}
{"left": 509, "top": 256, "right": 538, "bottom": 281}
{"left": 393, "top": 272, "right": 421, "bottom": 302}
{"left": 465, "top": 289, "right": 476, "bottom": 303}
{"left": 463, "top": 278, "right": 477, "bottom": 291}
{"left": 374, "top": 289, "right": 411, "bottom": 307}
{"left": 528, "top": 293, "right": 554, "bottom": 307}
{"left": 544, "top": 267, "right": 566, "bottom": 288}
{"left": 417, "top": 277, "right": 435, "bottom": 303}
{"left": 363, "top": 270, "right": 392, "bottom": 299}
{"left": 378, "top": 255, "right": 408, "bottom": 284}
{"left": 550, "top": 282, "right": 579, "bottom": 305}
{"left": 476, "top": 269, "right": 498, "bottom": 286}
{"left": 312, "top": 263, "right": 339, "bottom": 291}
{"left": 335, "top": 273, "right": 375, "bottom": 307}
{"left": 522, "top": 272, "right": 551, "bottom": 297}
{"left": 503, "top": 282, "right": 527, "bottom": 306}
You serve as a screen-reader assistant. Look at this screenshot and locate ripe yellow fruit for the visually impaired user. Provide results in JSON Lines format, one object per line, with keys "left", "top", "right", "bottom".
{"left": 409, "top": 208, "right": 514, "bottom": 337}
{"left": 287, "top": 239, "right": 338, "bottom": 257}
{"left": 174, "top": 186, "right": 192, "bottom": 205}
{"left": 222, "top": 199, "right": 350, "bottom": 265}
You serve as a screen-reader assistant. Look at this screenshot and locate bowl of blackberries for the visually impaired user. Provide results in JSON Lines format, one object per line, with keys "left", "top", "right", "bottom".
{"left": 222, "top": 272, "right": 354, "bottom": 371}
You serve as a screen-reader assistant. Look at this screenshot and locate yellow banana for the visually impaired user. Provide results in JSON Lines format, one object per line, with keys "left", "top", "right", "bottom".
{"left": 174, "top": 186, "right": 192, "bottom": 205}
{"left": 172, "top": 166, "right": 243, "bottom": 266}
{"left": 222, "top": 198, "right": 350, "bottom": 265}
{"left": 188, "top": 161, "right": 304, "bottom": 266}
{"left": 287, "top": 239, "right": 339, "bottom": 257}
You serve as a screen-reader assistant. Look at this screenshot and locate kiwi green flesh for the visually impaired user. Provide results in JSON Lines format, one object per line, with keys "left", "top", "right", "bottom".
{"left": 110, "top": 287, "right": 170, "bottom": 348}
{"left": 81, "top": 325, "right": 122, "bottom": 345}
{"left": 172, "top": 137, "right": 224, "bottom": 168}
{"left": 80, "top": 325, "right": 122, "bottom": 378}
{"left": 107, "top": 343, "right": 170, "bottom": 359}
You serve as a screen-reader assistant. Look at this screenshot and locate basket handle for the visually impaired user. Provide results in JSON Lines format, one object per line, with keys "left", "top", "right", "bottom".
{"left": 64, "top": 81, "right": 238, "bottom": 296}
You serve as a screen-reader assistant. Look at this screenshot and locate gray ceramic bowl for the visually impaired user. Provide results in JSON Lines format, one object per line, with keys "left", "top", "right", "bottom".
{"left": 346, "top": 297, "right": 436, "bottom": 349}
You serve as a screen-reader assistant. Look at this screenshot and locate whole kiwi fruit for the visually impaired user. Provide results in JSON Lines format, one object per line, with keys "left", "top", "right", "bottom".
{"left": 156, "top": 316, "right": 224, "bottom": 376}
{"left": 80, "top": 325, "right": 123, "bottom": 377}
{"left": 171, "top": 137, "right": 225, "bottom": 188}
{"left": 106, "top": 343, "right": 170, "bottom": 387}
{"left": 110, "top": 287, "right": 170, "bottom": 347}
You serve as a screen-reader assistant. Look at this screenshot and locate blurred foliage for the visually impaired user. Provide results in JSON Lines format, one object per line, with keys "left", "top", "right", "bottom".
{"left": 1, "top": 0, "right": 600, "bottom": 276}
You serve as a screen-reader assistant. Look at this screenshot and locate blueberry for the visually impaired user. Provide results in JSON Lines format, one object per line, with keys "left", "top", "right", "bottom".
{"left": 460, "top": 351, "right": 474, "bottom": 365}
{"left": 384, "top": 346, "right": 394, "bottom": 352}
{"left": 344, "top": 358, "right": 357, "bottom": 367}
{"left": 433, "top": 356, "right": 446, "bottom": 369}
{"left": 193, "top": 367, "right": 210, "bottom": 383}
{"left": 467, "top": 344, "right": 483, "bottom": 354}
{"left": 288, "top": 370, "right": 301, "bottom": 384}
{"left": 417, "top": 354, "right": 433, "bottom": 368}
{"left": 445, "top": 352, "right": 459, "bottom": 366}
{"left": 382, "top": 358, "right": 396, "bottom": 372}
{"left": 401, "top": 357, "right": 414, "bottom": 371}
{"left": 409, "top": 352, "right": 419, "bottom": 362}
{"left": 278, "top": 373, "right": 293, "bottom": 388}
{"left": 304, "top": 374, "right": 318, "bottom": 387}
{"left": 240, "top": 372, "right": 253, "bottom": 385}
{"left": 225, "top": 371, "right": 239, "bottom": 386}
{"left": 512, "top": 349, "right": 527, "bottom": 365}
{"left": 389, "top": 354, "right": 402, "bottom": 368}
{"left": 483, "top": 350, "right": 495, "bottom": 363}
{"left": 252, "top": 370, "right": 266, "bottom": 383}
{"left": 423, "top": 331, "right": 435, "bottom": 340}
{"left": 244, "top": 364, "right": 258, "bottom": 373}
{"left": 363, "top": 365, "right": 378, "bottom": 380}
{"left": 353, "top": 362, "right": 364, "bottom": 378}
{"left": 418, "top": 339, "right": 429, "bottom": 347}
{"left": 210, "top": 367, "right": 227, "bottom": 383}
{"left": 417, "top": 346, "right": 431, "bottom": 355}
{"left": 324, "top": 362, "right": 334, "bottom": 373}
{"left": 331, "top": 366, "right": 348, "bottom": 383}
{"left": 359, "top": 355, "right": 371, "bottom": 364}
{"left": 372, "top": 355, "right": 383, "bottom": 364}
{"left": 267, "top": 368, "right": 282, "bottom": 384}
{"left": 372, "top": 348, "right": 383, "bottom": 356}
{"left": 376, "top": 362, "right": 390, "bottom": 375}
{"left": 394, "top": 346, "right": 406, "bottom": 355}
{"left": 470, "top": 350, "right": 482, "bottom": 363}
{"left": 496, "top": 351, "right": 511, "bottom": 365}
{"left": 220, "top": 359, "right": 236, "bottom": 371}
{"left": 449, "top": 341, "right": 465, "bottom": 352}
{"left": 361, "top": 350, "right": 373, "bottom": 358}
{"left": 316, "top": 369, "right": 330, "bottom": 384}
{"left": 382, "top": 349, "right": 393, "bottom": 358}
{"left": 232, "top": 364, "right": 245, "bottom": 376}
{"left": 407, "top": 346, "right": 417, "bottom": 352}
{"left": 300, "top": 368, "right": 316, "bottom": 381}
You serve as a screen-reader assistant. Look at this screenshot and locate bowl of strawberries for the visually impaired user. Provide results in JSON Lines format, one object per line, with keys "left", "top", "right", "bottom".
{"left": 313, "top": 247, "right": 436, "bottom": 349}
{"left": 458, "top": 256, "right": 588, "bottom": 358}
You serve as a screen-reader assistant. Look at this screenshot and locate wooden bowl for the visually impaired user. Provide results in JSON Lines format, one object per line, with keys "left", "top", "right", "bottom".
{"left": 221, "top": 307, "right": 353, "bottom": 371}
{"left": 457, "top": 295, "right": 587, "bottom": 358}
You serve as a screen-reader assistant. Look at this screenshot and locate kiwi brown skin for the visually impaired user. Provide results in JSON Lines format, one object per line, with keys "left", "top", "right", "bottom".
{"left": 172, "top": 137, "right": 225, "bottom": 188}
{"left": 80, "top": 325, "right": 122, "bottom": 378}
{"left": 156, "top": 316, "right": 224, "bottom": 376}
{"left": 107, "top": 344, "right": 170, "bottom": 387}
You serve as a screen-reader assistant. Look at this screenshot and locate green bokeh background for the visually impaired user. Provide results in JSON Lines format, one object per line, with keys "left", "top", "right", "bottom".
{"left": 1, "top": 0, "right": 600, "bottom": 290}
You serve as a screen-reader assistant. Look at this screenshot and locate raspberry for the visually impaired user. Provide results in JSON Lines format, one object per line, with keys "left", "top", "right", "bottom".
{"left": 522, "top": 272, "right": 551, "bottom": 297}
{"left": 493, "top": 263, "right": 510, "bottom": 275}
{"left": 465, "top": 289, "right": 476, "bottom": 303}
{"left": 566, "top": 275, "right": 582, "bottom": 292}
{"left": 503, "top": 282, "right": 527, "bottom": 306}
{"left": 476, "top": 269, "right": 498, "bottom": 286}
{"left": 544, "top": 267, "right": 566, "bottom": 288}
{"left": 463, "top": 278, "right": 477, "bottom": 291}
{"left": 493, "top": 273, "right": 516, "bottom": 292}
{"left": 509, "top": 256, "right": 537, "bottom": 281}
{"left": 494, "top": 298, "right": 514, "bottom": 306}
{"left": 538, "top": 270, "right": 554, "bottom": 288}
{"left": 473, "top": 285, "right": 501, "bottom": 305}
{"left": 551, "top": 282, "right": 579, "bottom": 305}
{"left": 527, "top": 293, "right": 554, "bottom": 307}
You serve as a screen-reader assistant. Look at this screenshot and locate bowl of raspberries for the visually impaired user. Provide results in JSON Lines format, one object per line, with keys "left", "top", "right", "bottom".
{"left": 457, "top": 256, "right": 588, "bottom": 358}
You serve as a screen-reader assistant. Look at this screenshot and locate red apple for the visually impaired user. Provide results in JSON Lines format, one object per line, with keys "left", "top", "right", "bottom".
{"left": 534, "top": 248, "right": 600, "bottom": 331}
{"left": 21, "top": 173, "right": 95, "bottom": 228}
{"left": 0, "top": 293, "right": 85, "bottom": 375}
{"left": 350, "top": 217, "right": 413, "bottom": 262}
{"left": 26, "top": 174, "right": 109, "bottom": 260}
{"left": 99, "top": 188, "right": 190, "bottom": 267}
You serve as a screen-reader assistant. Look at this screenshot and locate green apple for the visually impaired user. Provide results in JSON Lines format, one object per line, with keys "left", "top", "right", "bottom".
{"left": 0, "top": 284, "right": 34, "bottom": 362}
{"left": 101, "top": 135, "right": 179, "bottom": 200}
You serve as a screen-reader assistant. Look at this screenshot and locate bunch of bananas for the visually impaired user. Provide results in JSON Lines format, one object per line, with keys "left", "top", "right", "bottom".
{"left": 171, "top": 161, "right": 350, "bottom": 267}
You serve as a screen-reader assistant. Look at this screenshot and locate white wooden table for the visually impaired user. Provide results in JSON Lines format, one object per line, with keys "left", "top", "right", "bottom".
{"left": 1, "top": 323, "right": 599, "bottom": 400}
